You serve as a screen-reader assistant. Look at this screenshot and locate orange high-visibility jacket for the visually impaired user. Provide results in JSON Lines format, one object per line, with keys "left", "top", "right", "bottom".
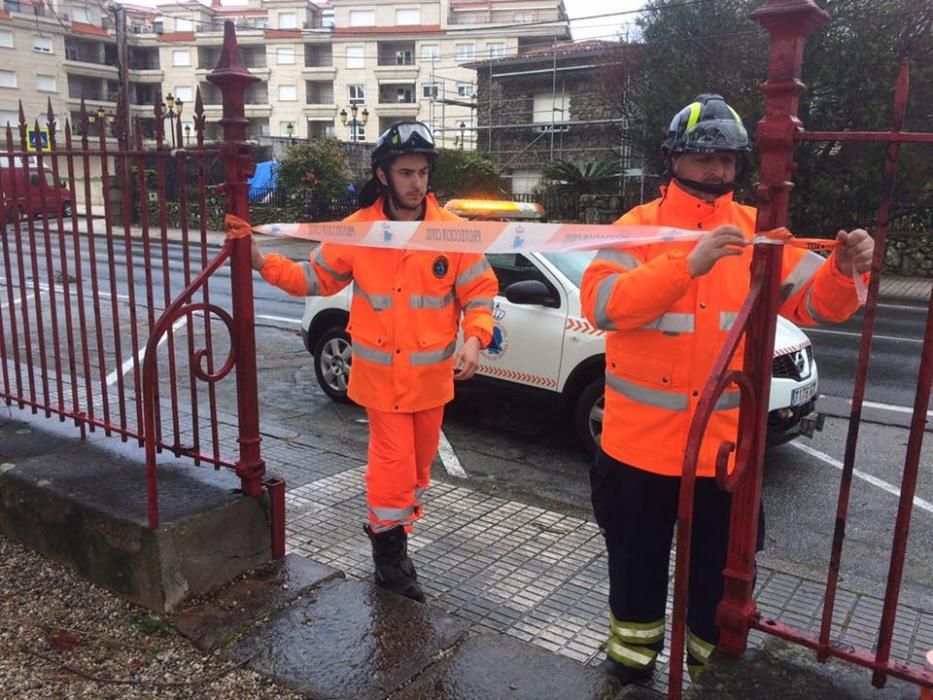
{"left": 260, "top": 194, "right": 498, "bottom": 413}
{"left": 581, "top": 182, "right": 864, "bottom": 477}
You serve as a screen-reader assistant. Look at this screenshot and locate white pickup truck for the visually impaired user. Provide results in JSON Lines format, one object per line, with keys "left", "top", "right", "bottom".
{"left": 300, "top": 204, "right": 823, "bottom": 456}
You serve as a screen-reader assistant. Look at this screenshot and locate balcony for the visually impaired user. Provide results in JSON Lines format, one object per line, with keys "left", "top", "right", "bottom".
{"left": 374, "top": 102, "right": 420, "bottom": 119}
{"left": 447, "top": 9, "right": 557, "bottom": 25}
{"left": 303, "top": 104, "right": 338, "bottom": 119}
{"left": 378, "top": 84, "right": 417, "bottom": 105}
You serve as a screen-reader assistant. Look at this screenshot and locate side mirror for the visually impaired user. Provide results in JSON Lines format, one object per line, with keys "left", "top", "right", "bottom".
{"left": 504, "top": 280, "right": 558, "bottom": 307}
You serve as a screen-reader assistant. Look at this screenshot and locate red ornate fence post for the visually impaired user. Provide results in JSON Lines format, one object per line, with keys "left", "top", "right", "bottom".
{"left": 207, "top": 22, "right": 264, "bottom": 499}
{"left": 716, "top": 0, "right": 829, "bottom": 657}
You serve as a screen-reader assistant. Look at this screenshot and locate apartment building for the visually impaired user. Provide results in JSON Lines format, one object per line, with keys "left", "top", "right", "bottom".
{"left": 1, "top": 0, "right": 569, "bottom": 149}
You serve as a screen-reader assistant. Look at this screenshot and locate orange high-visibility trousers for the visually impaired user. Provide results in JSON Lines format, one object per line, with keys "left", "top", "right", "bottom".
{"left": 365, "top": 406, "right": 444, "bottom": 533}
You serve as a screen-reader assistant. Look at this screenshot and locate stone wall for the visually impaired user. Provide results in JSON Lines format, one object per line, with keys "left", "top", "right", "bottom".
{"left": 885, "top": 232, "right": 933, "bottom": 277}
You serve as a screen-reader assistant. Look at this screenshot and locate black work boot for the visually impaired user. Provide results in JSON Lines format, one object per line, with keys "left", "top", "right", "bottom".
{"left": 364, "top": 524, "right": 425, "bottom": 603}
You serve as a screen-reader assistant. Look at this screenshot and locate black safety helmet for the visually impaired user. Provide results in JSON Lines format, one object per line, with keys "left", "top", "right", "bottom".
{"left": 360, "top": 121, "right": 437, "bottom": 207}
{"left": 661, "top": 93, "right": 752, "bottom": 196}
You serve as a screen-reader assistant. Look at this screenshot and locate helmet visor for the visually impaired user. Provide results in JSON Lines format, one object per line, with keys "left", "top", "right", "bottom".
{"left": 682, "top": 118, "right": 749, "bottom": 152}
{"left": 396, "top": 122, "right": 435, "bottom": 149}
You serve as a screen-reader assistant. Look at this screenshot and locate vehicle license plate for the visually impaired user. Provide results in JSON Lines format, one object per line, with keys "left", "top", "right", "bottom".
{"left": 791, "top": 380, "right": 817, "bottom": 406}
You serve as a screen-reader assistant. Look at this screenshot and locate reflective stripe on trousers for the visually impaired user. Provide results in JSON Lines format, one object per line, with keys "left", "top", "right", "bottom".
{"left": 605, "top": 371, "right": 740, "bottom": 411}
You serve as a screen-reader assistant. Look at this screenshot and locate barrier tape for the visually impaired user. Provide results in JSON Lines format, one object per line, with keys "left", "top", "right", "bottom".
{"left": 226, "top": 215, "right": 865, "bottom": 303}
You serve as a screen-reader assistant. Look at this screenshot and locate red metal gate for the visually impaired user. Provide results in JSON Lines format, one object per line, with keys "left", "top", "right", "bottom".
{"left": 668, "top": 1, "right": 933, "bottom": 698}
{"left": 0, "top": 23, "right": 283, "bottom": 554}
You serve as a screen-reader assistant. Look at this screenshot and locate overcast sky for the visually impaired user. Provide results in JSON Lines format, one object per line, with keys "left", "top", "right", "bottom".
{"left": 118, "top": 0, "right": 648, "bottom": 42}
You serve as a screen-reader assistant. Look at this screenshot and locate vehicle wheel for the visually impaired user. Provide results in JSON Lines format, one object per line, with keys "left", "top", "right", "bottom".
{"left": 573, "top": 377, "right": 605, "bottom": 458}
{"left": 61, "top": 201, "right": 72, "bottom": 218}
{"left": 313, "top": 326, "right": 352, "bottom": 403}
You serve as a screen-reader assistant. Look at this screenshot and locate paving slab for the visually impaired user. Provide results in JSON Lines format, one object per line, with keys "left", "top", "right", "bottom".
{"left": 393, "top": 632, "right": 623, "bottom": 700}
{"left": 686, "top": 637, "right": 922, "bottom": 699}
{"left": 226, "top": 578, "right": 466, "bottom": 699}
{"left": 171, "top": 553, "right": 343, "bottom": 651}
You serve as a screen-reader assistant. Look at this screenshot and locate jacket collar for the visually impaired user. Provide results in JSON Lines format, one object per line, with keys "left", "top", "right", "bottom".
{"left": 661, "top": 179, "right": 735, "bottom": 213}
{"left": 372, "top": 192, "right": 445, "bottom": 221}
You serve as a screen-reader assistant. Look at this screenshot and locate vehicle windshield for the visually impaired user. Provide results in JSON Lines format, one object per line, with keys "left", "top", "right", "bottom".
{"left": 541, "top": 250, "right": 597, "bottom": 288}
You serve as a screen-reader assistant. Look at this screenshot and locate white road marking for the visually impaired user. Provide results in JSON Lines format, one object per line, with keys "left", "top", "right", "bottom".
{"left": 823, "top": 395, "right": 933, "bottom": 418}
{"left": 256, "top": 314, "right": 301, "bottom": 325}
{"left": 806, "top": 327, "right": 924, "bottom": 344}
{"left": 790, "top": 441, "right": 933, "bottom": 515}
{"left": 438, "top": 430, "right": 468, "bottom": 478}
{"left": 105, "top": 317, "right": 187, "bottom": 387}
{"left": 0, "top": 292, "right": 35, "bottom": 310}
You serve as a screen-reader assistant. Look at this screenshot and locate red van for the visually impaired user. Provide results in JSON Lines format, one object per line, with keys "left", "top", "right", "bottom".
{"left": 1, "top": 167, "right": 73, "bottom": 223}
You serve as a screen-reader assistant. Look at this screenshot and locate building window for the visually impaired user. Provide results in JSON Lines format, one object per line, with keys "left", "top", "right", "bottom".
{"left": 396, "top": 87, "right": 412, "bottom": 103}
{"left": 349, "top": 10, "right": 375, "bottom": 27}
{"left": 514, "top": 11, "right": 533, "bottom": 23}
{"left": 455, "top": 43, "right": 474, "bottom": 62}
{"left": 33, "top": 36, "right": 54, "bottom": 54}
{"left": 0, "top": 110, "right": 18, "bottom": 128}
{"left": 421, "top": 44, "right": 439, "bottom": 62}
{"left": 456, "top": 83, "right": 473, "bottom": 98}
{"left": 395, "top": 50, "right": 412, "bottom": 66}
{"left": 348, "top": 122, "right": 365, "bottom": 141}
{"left": 174, "top": 17, "right": 193, "bottom": 31}
{"left": 533, "top": 92, "right": 568, "bottom": 124}
{"left": 347, "top": 84, "right": 365, "bottom": 105}
{"left": 174, "top": 86, "right": 193, "bottom": 102}
{"left": 172, "top": 49, "right": 191, "bottom": 67}
{"left": 278, "top": 12, "right": 297, "bottom": 29}
{"left": 486, "top": 42, "right": 505, "bottom": 58}
{"left": 346, "top": 46, "right": 364, "bottom": 69}
{"left": 422, "top": 83, "right": 438, "bottom": 99}
{"left": 36, "top": 74, "right": 57, "bottom": 92}
{"left": 278, "top": 85, "right": 297, "bottom": 101}
{"left": 72, "top": 7, "right": 90, "bottom": 23}
{"left": 0, "top": 30, "right": 13, "bottom": 49}
{"left": 0, "top": 70, "right": 17, "bottom": 89}
{"left": 276, "top": 47, "right": 295, "bottom": 65}
{"left": 396, "top": 9, "right": 420, "bottom": 25}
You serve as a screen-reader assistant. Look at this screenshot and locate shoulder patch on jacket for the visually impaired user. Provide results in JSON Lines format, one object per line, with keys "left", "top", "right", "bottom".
{"left": 432, "top": 255, "right": 449, "bottom": 278}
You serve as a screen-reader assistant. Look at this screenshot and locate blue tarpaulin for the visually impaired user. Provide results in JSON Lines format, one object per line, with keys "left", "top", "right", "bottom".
{"left": 248, "top": 161, "right": 279, "bottom": 201}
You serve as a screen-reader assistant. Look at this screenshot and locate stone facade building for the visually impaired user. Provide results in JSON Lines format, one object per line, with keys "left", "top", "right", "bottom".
{"left": 470, "top": 40, "right": 638, "bottom": 196}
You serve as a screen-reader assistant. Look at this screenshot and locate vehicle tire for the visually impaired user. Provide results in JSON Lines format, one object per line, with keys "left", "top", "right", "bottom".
{"left": 313, "top": 326, "right": 353, "bottom": 403}
{"left": 573, "top": 377, "right": 605, "bottom": 458}
{"left": 61, "top": 201, "right": 72, "bottom": 218}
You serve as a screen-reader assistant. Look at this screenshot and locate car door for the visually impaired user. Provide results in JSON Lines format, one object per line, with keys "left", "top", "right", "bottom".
{"left": 481, "top": 253, "right": 566, "bottom": 391}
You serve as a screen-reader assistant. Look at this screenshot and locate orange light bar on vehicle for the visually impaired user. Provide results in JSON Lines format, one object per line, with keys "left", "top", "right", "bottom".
{"left": 444, "top": 199, "right": 545, "bottom": 219}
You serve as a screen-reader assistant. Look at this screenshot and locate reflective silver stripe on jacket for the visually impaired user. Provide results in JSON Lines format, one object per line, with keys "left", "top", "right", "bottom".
{"left": 352, "top": 342, "right": 392, "bottom": 365}
{"left": 463, "top": 297, "right": 495, "bottom": 312}
{"left": 605, "top": 371, "right": 741, "bottom": 412}
{"left": 605, "top": 371, "right": 687, "bottom": 411}
{"left": 410, "top": 291, "right": 455, "bottom": 309}
{"left": 313, "top": 248, "right": 352, "bottom": 282}
{"left": 594, "top": 273, "right": 621, "bottom": 330}
{"left": 456, "top": 258, "right": 492, "bottom": 287}
{"left": 780, "top": 252, "right": 823, "bottom": 302}
{"left": 720, "top": 311, "right": 738, "bottom": 331}
{"left": 411, "top": 341, "right": 456, "bottom": 365}
{"left": 299, "top": 261, "right": 321, "bottom": 295}
{"left": 353, "top": 282, "right": 393, "bottom": 311}
{"left": 805, "top": 287, "right": 834, "bottom": 324}
{"left": 595, "top": 248, "right": 641, "bottom": 271}
{"left": 642, "top": 313, "right": 695, "bottom": 334}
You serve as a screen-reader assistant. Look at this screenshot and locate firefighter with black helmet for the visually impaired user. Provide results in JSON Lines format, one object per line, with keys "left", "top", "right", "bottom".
{"left": 581, "top": 94, "right": 874, "bottom": 683}
{"left": 251, "top": 121, "right": 498, "bottom": 602}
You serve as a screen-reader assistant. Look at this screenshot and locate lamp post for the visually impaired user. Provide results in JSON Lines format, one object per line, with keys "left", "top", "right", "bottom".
{"left": 339, "top": 104, "right": 369, "bottom": 142}
{"left": 285, "top": 121, "right": 294, "bottom": 145}
{"left": 161, "top": 92, "right": 184, "bottom": 147}
{"left": 459, "top": 121, "right": 466, "bottom": 150}
{"left": 184, "top": 123, "right": 191, "bottom": 146}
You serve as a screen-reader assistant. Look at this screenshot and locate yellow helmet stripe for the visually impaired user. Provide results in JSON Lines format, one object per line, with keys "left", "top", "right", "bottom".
{"left": 726, "top": 104, "right": 743, "bottom": 125}
{"left": 685, "top": 102, "right": 703, "bottom": 131}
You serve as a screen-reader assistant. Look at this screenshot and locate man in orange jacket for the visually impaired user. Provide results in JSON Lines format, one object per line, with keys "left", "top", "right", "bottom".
{"left": 251, "top": 121, "right": 498, "bottom": 602}
{"left": 581, "top": 94, "right": 874, "bottom": 682}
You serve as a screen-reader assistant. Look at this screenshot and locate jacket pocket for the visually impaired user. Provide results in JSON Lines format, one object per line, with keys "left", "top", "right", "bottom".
{"left": 608, "top": 352, "right": 682, "bottom": 389}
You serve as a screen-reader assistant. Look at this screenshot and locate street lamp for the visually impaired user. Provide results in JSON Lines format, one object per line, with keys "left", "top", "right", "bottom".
{"left": 339, "top": 104, "right": 369, "bottom": 142}
{"left": 161, "top": 93, "right": 184, "bottom": 147}
{"left": 285, "top": 121, "right": 294, "bottom": 144}
{"left": 184, "top": 124, "right": 191, "bottom": 146}
{"left": 459, "top": 121, "right": 466, "bottom": 150}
